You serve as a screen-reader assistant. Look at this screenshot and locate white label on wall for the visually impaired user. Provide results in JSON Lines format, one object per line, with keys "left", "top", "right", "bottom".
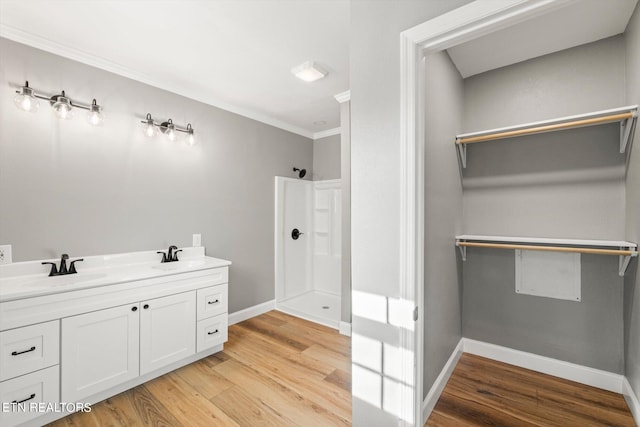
{"left": 515, "top": 249, "right": 581, "bottom": 302}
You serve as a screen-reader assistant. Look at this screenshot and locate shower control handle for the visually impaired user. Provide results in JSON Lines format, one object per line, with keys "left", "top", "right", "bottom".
{"left": 291, "top": 228, "right": 304, "bottom": 240}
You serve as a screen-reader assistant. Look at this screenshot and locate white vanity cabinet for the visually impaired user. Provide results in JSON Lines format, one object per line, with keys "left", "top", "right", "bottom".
{"left": 62, "top": 291, "right": 197, "bottom": 401}
{"left": 0, "top": 250, "right": 230, "bottom": 427}
{"left": 61, "top": 303, "right": 140, "bottom": 402}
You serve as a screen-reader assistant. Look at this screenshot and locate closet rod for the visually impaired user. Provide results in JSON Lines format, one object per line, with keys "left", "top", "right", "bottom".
{"left": 456, "top": 241, "right": 638, "bottom": 257}
{"left": 456, "top": 112, "right": 634, "bottom": 145}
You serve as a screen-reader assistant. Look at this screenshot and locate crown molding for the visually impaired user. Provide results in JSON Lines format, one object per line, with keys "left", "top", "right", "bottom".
{"left": 313, "top": 127, "right": 341, "bottom": 140}
{"left": 0, "top": 24, "right": 315, "bottom": 139}
{"left": 334, "top": 90, "right": 350, "bottom": 103}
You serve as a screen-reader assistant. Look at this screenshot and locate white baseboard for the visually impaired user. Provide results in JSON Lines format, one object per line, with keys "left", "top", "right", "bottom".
{"left": 623, "top": 377, "right": 640, "bottom": 426}
{"left": 422, "top": 339, "right": 464, "bottom": 425}
{"left": 228, "top": 299, "right": 275, "bottom": 325}
{"left": 462, "top": 338, "right": 624, "bottom": 393}
{"left": 339, "top": 321, "right": 351, "bottom": 336}
{"left": 275, "top": 305, "right": 339, "bottom": 330}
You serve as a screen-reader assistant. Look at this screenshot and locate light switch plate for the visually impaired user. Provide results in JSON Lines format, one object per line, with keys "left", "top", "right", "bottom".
{"left": 0, "top": 245, "right": 12, "bottom": 264}
{"left": 192, "top": 234, "right": 202, "bottom": 247}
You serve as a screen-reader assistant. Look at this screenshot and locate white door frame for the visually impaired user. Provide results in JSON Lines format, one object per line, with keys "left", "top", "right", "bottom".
{"left": 397, "top": 1, "right": 579, "bottom": 425}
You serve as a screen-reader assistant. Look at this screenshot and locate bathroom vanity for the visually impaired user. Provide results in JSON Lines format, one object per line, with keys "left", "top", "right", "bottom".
{"left": 0, "top": 247, "right": 230, "bottom": 427}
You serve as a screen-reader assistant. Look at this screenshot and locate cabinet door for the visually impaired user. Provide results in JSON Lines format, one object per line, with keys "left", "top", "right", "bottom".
{"left": 140, "top": 292, "right": 196, "bottom": 375}
{"left": 61, "top": 304, "right": 140, "bottom": 402}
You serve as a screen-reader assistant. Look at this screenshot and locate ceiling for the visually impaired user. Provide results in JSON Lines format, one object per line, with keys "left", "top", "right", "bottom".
{"left": 0, "top": 0, "right": 350, "bottom": 139}
{"left": 447, "top": 0, "right": 638, "bottom": 78}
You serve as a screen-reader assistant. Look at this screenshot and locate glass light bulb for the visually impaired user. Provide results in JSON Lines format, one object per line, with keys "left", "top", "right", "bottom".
{"left": 186, "top": 132, "right": 195, "bottom": 146}
{"left": 55, "top": 104, "right": 73, "bottom": 120}
{"left": 144, "top": 123, "right": 156, "bottom": 137}
{"left": 13, "top": 88, "right": 39, "bottom": 113}
{"left": 88, "top": 110, "right": 103, "bottom": 126}
{"left": 87, "top": 100, "right": 103, "bottom": 126}
{"left": 167, "top": 127, "right": 176, "bottom": 141}
{"left": 53, "top": 93, "right": 73, "bottom": 120}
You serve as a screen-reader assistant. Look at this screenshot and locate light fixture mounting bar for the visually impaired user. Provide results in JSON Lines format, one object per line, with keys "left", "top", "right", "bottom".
{"left": 139, "top": 113, "right": 193, "bottom": 133}
{"left": 29, "top": 93, "right": 93, "bottom": 111}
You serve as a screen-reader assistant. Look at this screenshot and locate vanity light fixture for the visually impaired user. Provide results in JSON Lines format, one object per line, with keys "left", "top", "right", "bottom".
{"left": 291, "top": 61, "right": 328, "bottom": 83}
{"left": 141, "top": 113, "right": 195, "bottom": 145}
{"left": 13, "top": 81, "right": 103, "bottom": 125}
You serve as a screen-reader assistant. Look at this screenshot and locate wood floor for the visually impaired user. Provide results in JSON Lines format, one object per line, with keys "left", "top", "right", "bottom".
{"left": 47, "top": 310, "right": 351, "bottom": 427}
{"left": 426, "top": 353, "right": 635, "bottom": 427}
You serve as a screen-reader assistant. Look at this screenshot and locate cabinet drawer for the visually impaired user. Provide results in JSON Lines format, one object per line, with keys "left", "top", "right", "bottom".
{"left": 197, "top": 314, "right": 228, "bottom": 353}
{"left": 197, "top": 284, "right": 228, "bottom": 320}
{"left": 0, "top": 365, "right": 59, "bottom": 427}
{"left": 0, "top": 320, "right": 59, "bottom": 381}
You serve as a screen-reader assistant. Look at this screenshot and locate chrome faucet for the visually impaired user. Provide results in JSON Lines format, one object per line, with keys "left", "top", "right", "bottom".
{"left": 157, "top": 245, "right": 182, "bottom": 263}
{"left": 42, "top": 254, "right": 84, "bottom": 277}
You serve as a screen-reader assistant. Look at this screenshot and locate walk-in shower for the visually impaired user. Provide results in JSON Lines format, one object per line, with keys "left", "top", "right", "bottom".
{"left": 274, "top": 176, "right": 341, "bottom": 328}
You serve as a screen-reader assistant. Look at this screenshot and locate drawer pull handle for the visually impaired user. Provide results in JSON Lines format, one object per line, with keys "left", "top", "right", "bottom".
{"left": 12, "top": 393, "right": 36, "bottom": 404}
{"left": 11, "top": 346, "right": 36, "bottom": 356}
{"left": 207, "top": 329, "right": 219, "bottom": 335}
{"left": 208, "top": 299, "right": 220, "bottom": 305}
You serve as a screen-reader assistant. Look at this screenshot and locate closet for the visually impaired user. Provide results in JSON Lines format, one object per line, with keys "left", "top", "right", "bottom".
{"left": 422, "top": 30, "right": 639, "bottom": 401}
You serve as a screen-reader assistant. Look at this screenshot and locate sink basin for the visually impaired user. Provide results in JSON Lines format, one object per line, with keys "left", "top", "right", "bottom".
{"left": 151, "top": 260, "right": 207, "bottom": 271}
{"left": 19, "top": 273, "right": 107, "bottom": 288}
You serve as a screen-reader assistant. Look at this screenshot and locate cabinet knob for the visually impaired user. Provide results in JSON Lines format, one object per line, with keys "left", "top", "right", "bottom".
{"left": 143, "top": 304, "right": 149, "bottom": 309}
{"left": 131, "top": 306, "right": 138, "bottom": 312}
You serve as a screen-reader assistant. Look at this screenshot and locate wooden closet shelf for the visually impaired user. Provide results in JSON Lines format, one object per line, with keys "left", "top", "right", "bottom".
{"left": 454, "top": 105, "right": 637, "bottom": 168}
{"left": 455, "top": 235, "right": 638, "bottom": 276}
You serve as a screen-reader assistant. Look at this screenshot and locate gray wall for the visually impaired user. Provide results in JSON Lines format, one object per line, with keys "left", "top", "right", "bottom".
{"left": 0, "top": 38, "right": 313, "bottom": 314}
{"left": 339, "top": 101, "right": 351, "bottom": 324}
{"left": 423, "top": 51, "right": 463, "bottom": 398}
{"left": 463, "top": 36, "right": 626, "bottom": 239}
{"left": 312, "top": 134, "right": 341, "bottom": 180}
{"left": 350, "top": 1, "right": 472, "bottom": 425}
{"left": 624, "top": 2, "right": 640, "bottom": 399}
{"left": 461, "top": 37, "right": 626, "bottom": 372}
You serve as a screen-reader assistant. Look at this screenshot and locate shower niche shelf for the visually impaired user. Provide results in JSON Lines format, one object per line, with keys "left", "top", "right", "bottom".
{"left": 454, "top": 105, "right": 638, "bottom": 168}
{"left": 455, "top": 234, "right": 638, "bottom": 277}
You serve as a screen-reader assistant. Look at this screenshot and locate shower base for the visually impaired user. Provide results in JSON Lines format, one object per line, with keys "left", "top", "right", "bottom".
{"left": 276, "top": 290, "right": 340, "bottom": 329}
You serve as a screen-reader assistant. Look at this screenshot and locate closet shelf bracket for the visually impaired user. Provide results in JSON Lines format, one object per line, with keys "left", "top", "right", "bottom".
{"left": 620, "top": 113, "right": 637, "bottom": 153}
{"left": 619, "top": 251, "right": 636, "bottom": 277}
{"left": 458, "top": 244, "right": 466, "bottom": 261}
{"left": 456, "top": 143, "right": 467, "bottom": 169}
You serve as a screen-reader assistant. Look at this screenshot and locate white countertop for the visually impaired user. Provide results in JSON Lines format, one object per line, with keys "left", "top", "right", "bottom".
{"left": 0, "top": 247, "right": 231, "bottom": 302}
